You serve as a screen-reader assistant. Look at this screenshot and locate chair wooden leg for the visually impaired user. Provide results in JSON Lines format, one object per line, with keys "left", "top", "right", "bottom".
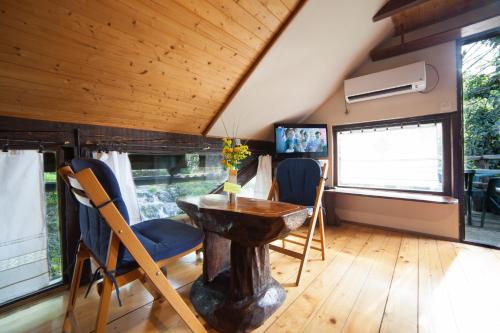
{"left": 481, "top": 198, "right": 487, "bottom": 227}
{"left": 95, "top": 233, "right": 120, "bottom": 333}
{"left": 318, "top": 209, "right": 326, "bottom": 261}
{"left": 140, "top": 273, "right": 165, "bottom": 303}
{"left": 295, "top": 215, "right": 319, "bottom": 286}
{"left": 63, "top": 243, "right": 88, "bottom": 333}
{"left": 467, "top": 197, "right": 471, "bottom": 225}
{"left": 94, "top": 275, "right": 113, "bottom": 333}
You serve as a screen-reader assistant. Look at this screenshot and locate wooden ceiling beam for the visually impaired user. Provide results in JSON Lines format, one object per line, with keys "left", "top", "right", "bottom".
{"left": 372, "top": 0, "right": 431, "bottom": 22}
{"left": 391, "top": 0, "right": 497, "bottom": 35}
{"left": 202, "top": 0, "right": 308, "bottom": 136}
{"left": 370, "top": 15, "right": 500, "bottom": 61}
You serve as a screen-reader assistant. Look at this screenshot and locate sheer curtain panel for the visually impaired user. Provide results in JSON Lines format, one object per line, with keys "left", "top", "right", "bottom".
{"left": 0, "top": 150, "right": 49, "bottom": 304}
{"left": 94, "top": 151, "right": 141, "bottom": 224}
{"left": 254, "top": 155, "right": 272, "bottom": 199}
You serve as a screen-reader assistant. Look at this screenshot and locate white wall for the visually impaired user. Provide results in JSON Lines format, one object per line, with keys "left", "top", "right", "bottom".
{"left": 306, "top": 42, "right": 460, "bottom": 239}
{"left": 208, "top": 0, "right": 392, "bottom": 140}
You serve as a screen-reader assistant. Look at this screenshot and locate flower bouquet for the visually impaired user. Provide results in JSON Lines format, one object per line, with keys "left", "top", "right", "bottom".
{"left": 220, "top": 138, "right": 251, "bottom": 203}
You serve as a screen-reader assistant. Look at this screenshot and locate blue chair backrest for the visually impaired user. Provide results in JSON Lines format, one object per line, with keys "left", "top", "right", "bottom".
{"left": 276, "top": 158, "right": 322, "bottom": 206}
{"left": 71, "top": 159, "right": 130, "bottom": 265}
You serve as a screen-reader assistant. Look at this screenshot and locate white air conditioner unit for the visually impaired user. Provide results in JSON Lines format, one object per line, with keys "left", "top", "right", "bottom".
{"left": 344, "top": 61, "right": 427, "bottom": 103}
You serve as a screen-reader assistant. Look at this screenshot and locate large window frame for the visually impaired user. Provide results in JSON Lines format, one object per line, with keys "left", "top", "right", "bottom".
{"left": 332, "top": 113, "right": 453, "bottom": 196}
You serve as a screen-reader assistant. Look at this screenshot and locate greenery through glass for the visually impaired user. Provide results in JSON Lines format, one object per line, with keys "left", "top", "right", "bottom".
{"left": 44, "top": 170, "right": 62, "bottom": 282}
{"left": 462, "top": 36, "right": 499, "bottom": 170}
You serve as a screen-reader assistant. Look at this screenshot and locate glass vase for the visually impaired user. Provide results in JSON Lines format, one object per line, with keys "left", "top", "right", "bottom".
{"left": 228, "top": 168, "right": 238, "bottom": 204}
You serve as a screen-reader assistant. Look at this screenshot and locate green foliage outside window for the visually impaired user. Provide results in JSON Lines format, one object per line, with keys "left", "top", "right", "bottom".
{"left": 44, "top": 172, "right": 62, "bottom": 282}
{"left": 462, "top": 37, "right": 500, "bottom": 169}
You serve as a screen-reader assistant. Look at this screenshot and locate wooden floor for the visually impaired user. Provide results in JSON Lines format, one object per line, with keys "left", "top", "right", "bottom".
{"left": 2, "top": 224, "right": 500, "bottom": 333}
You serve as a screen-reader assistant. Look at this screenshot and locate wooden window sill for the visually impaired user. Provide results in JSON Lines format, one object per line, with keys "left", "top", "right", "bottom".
{"left": 326, "top": 187, "right": 458, "bottom": 205}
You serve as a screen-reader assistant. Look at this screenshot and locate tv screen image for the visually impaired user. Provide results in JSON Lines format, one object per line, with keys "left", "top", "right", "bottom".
{"left": 275, "top": 125, "right": 328, "bottom": 156}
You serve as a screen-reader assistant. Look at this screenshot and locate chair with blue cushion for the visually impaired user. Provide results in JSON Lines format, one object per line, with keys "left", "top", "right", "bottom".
{"left": 267, "top": 158, "right": 328, "bottom": 286}
{"left": 58, "top": 159, "right": 206, "bottom": 333}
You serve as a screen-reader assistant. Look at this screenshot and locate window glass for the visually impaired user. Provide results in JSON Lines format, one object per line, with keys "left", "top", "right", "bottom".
{"left": 130, "top": 153, "right": 227, "bottom": 220}
{"left": 43, "top": 153, "right": 62, "bottom": 282}
{"left": 239, "top": 176, "right": 257, "bottom": 198}
{"left": 337, "top": 122, "right": 444, "bottom": 192}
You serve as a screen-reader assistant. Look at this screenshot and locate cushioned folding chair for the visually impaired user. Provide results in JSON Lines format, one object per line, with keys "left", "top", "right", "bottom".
{"left": 267, "top": 158, "right": 328, "bottom": 286}
{"left": 58, "top": 159, "right": 206, "bottom": 333}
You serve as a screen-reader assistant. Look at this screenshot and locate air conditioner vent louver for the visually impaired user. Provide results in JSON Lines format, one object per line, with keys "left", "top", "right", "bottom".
{"left": 344, "top": 61, "right": 427, "bottom": 103}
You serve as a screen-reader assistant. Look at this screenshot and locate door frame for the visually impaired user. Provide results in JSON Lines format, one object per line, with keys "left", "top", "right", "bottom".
{"left": 457, "top": 28, "right": 500, "bottom": 248}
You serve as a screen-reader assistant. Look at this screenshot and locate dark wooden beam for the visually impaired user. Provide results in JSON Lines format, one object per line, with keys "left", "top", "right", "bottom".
{"left": 211, "top": 157, "right": 259, "bottom": 194}
{"left": 372, "top": 0, "right": 430, "bottom": 22}
{"left": 0, "top": 115, "right": 273, "bottom": 155}
{"left": 202, "top": 0, "right": 308, "bottom": 136}
{"left": 391, "top": 0, "right": 497, "bottom": 35}
{"left": 371, "top": 29, "right": 459, "bottom": 61}
{"left": 370, "top": 14, "right": 500, "bottom": 61}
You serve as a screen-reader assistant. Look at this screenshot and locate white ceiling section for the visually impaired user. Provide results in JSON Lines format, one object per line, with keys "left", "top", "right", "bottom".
{"left": 208, "top": 0, "right": 393, "bottom": 140}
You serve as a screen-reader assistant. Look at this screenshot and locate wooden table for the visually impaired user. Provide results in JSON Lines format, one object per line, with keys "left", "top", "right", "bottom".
{"left": 177, "top": 194, "right": 308, "bottom": 333}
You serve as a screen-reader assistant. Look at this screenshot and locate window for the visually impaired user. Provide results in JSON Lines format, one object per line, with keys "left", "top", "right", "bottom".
{"left": 130, "top": 153, "right": 227, "bottom": 220}
{"left": 0, "top": 151, "right": 62, "bottom": 306}
{"left": 334, "top": 115, "right": 451, "bottom": 194}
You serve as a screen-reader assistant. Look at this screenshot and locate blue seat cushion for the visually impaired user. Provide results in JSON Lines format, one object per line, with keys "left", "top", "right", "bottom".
{"left": 116, "top": 218, "right": 203, "bottom": 275}
{"left": 71, "top": 158, "right": 130, "bottom": 264}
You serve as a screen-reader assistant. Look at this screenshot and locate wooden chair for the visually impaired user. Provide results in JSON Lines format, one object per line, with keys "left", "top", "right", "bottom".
{"left": 464, "top": 169, "right": 476, "bottom": 226}
{"left": 480, "top": 177, "right": 500, "bottom": 227}
{"left": 267, "top": 158, "right": 328, "bottom": 286}
{"left": 58, "top": 159, "right": 206, "bottom": 333}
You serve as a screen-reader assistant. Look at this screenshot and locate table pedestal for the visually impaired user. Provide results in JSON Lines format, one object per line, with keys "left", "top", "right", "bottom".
{"left": 190, "top": 242, "right": 285, "bottom": 333}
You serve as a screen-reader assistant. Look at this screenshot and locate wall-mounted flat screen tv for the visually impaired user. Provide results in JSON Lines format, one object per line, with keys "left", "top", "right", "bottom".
{"left": 274, "top": 124, "right": 328, "bottom": 158}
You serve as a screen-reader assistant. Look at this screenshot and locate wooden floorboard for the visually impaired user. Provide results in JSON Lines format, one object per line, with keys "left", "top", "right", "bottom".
{"left": 1, "top": 224, "right": 500, "bottom": 333}
{"left": 379, "top": 236, "right": 418, "bottom": 333}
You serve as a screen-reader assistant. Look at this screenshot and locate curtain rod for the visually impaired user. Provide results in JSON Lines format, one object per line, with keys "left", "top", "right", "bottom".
{"left": 0, "top": 129, "right": 71, "bottom": 133}
{"left": 81, "top": 137, "right": 221, "bottom": 145}
{"left": 1, "top": 138, "right": 71, "bottom": 152}
{"left": 338, "top": 120, "right": 439, "bottom": 133}
{"left": 83, "top": 142, "right": 217, "bottom": 151}
{"left": 0, "top": 138, "right": 71, "bottom": 144}
{"left": 82, "top": 142, "right": 269, "bottom": 154}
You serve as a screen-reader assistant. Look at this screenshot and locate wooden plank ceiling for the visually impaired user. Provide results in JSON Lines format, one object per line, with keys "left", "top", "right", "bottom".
{"left": 0, "top": 0, "right": 301, "bottom": 135}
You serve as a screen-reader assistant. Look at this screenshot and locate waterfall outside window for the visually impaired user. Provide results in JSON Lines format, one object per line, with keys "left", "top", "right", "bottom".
{"left": 129, "top": 153, "right": 227, "bottom": 220}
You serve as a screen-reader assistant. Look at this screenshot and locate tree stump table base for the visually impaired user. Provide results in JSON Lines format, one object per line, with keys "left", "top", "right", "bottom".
{"left": 176, "top": 195, "right": 307, "bottom": 332}
{"left": 190, "top": 270, "right": 286, "bottom": 333}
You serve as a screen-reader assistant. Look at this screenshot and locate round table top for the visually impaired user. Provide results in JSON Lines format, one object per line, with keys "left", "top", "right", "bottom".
{"left": 178, "top": 194, "right": 306, "bottom": 217}
{"left": 177, "top": 194, "right": 308, "bottom": 246}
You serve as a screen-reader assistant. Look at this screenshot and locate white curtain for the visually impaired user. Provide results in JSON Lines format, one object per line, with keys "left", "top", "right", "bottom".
{"left": 0, "top": 150, "right": 49, "bottom": 304}
{"left": 93, "top": 151, "right": 141, "bottom": 224}
{"left": 254, "top": 155, "right": 273, "bottom": 199}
